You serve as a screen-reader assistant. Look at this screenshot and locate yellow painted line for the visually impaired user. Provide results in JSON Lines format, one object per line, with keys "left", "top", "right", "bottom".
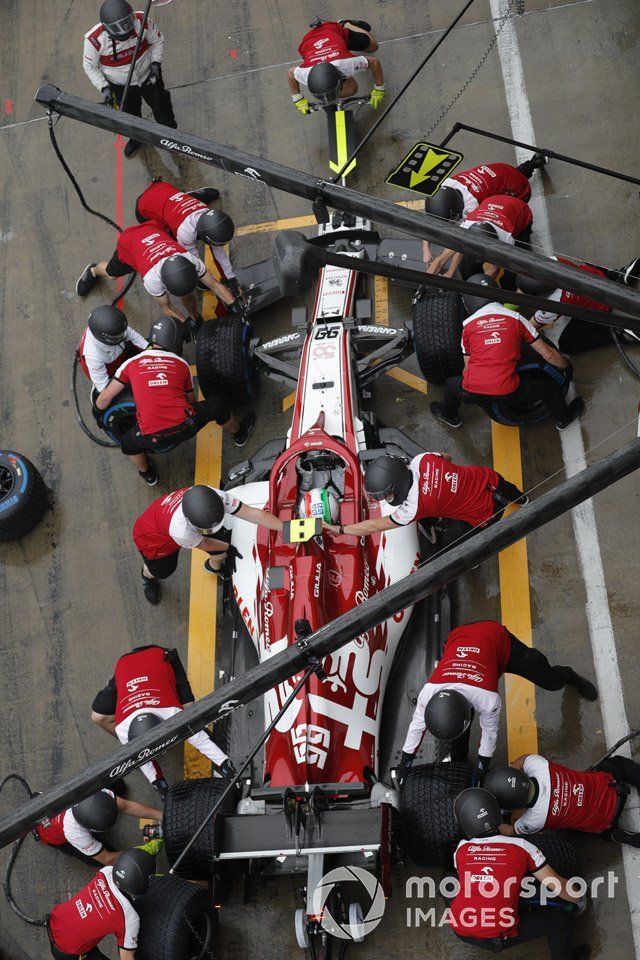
{"left": 282, "top": 391, "right": 295, "bottom": 412}
{"left": 491, "top": 422, "right": 538, "bottom": 760}
{"left": 236, "top": 199, "right": 424, "bottom": 238}
{"left": 386, "top": 367, "right": 428, "bottom": 394}
{"left": 184, "top": 253, "right": 224, "bottom": 779}
{"left": 374, "top": 276, "right": 389, "bottom": 327}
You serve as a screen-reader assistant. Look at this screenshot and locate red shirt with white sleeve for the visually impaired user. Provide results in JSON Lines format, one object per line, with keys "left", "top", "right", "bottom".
{"left": 36, "top": 789, "right": 115, "bottom": 857}
{"left": 137, "top": 181, "right": 208, "bottom": 252}
{"left": 514, "top": 755, "right": 620, "bottom": 835}
{"left": 49, "top": 866, "right": 139, "bottom": 955}
{"left": 115, "top": 349, "right": 194, "bottom": 435}
{"left": 133, "top": 486, "right": 241, "bottom": 559}
{"left": 532, "top": 256, "right": 611, "bottom": 326}
{"left": 390, "top": 453, "right": 500, "bottom": 528}
{"left": 461, "top": 195, "right": 533, "bottom": 244}
{"left": 402, "top": 622, "right": 512, "bottom": 758}
{"left": 115, "top": 222, "right": 205, "bottom": 296}
{"left": 445, "top": 163, "right": 531, "bottom": 216}
{"left": 113, "top": 645, "right": 184, "bottom": 724}
{"left": 451, "top": 836, "right": 546, "bottom": 939}
{"left": 298, "top": 21, "right": 353, "bottom": 66}
{"left": 461, "top": 305, "right": 538, "bottom": 396}
{"left": 78, "top": 326, "right": 148, "bottom": 392}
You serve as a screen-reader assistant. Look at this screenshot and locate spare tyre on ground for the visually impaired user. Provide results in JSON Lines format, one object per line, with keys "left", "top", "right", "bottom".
{"left": 401, "top": 761, "right": 472, "bottom": 867}
{"left": 136, "top": 875, "right": 215, "bottom": 960}
{"left": 195, "top": 317, "right": 259, "bottom": 406}
{"left": 0, "top": 451, "right": 48, "bottom": 542}
{"left": 163, "top": 777, "right": 235, "bottom": 880}
{"left": 412, "top": 289, "right": 465, "bottom": 385}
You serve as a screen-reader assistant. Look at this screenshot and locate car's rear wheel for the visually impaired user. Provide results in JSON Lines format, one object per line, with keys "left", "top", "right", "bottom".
{"left": 195, "top": 317, "right": 259, "bottom": 406}
{"left": 401, "top": 761, "right": 472, "bottom": 867}
{"left": 136, "top": 875, "right": 215, "bottom": 960}
{"left": 163, "top": 777, "right": 234, "bottom": 880}
{"left": 0, "top": 451, "right": 48, "bottom": 542}
{"left": 412, "top": 289, "right": 465, "bottom": 385}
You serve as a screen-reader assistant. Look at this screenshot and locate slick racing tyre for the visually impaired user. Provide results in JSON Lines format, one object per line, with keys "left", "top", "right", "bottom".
{"left": 136, "top": 875, "right": 215, "bottom": 960}
{"left": 401, "top": 761, "right": 472, "bottom": 867}
{"left": 195, "top": 317, "right": 259, "bottom": 406}
{"left": 412, "top": 289, "right": 465, "bottom": 385}
{"left": 163, "top": 777, "right": 234, "bottom": 880}
{"left": 487, "top": 345, "right": 571, "bottom": 426}
{"left": 0, "top": 451, "right": 48, "bottom": 542}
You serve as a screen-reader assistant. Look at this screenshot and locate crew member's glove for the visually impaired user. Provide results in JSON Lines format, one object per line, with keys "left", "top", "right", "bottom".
{"left": 369, "top": 85, "right": 386, "bottom": 109}
{"left": 148, "top": 62, "right": 162, "bottom": 86}
{"left": 136, "top": 837, "right": 164, "bottom": 856}
{"left": 292, "top": 95, "right": 311, "bottom": 115}
{"left": 218, "top": 758, "right": 237, "bottom": 779}
{"left": 395, "top": 751, "right": 414, "bottom": 787}
{"left": 225, "top": 277, "right": 242, "bottom": 299}
{"left": 228, "top": 298, "right": 247, "bottom": 319}
{"left": 91, "top": 402, "right": 105, "bottom": 427}
{"left": 100, "top": 86, "right": 113, "bottom": 106}
{"left": 472, "top": 755, "right": 492, "bottom": 787}
{"left": 153, "top": 777, "right": 170, "bottom": 801}
{"left": 184, "top": 315, "right": 203, "bottom": 342}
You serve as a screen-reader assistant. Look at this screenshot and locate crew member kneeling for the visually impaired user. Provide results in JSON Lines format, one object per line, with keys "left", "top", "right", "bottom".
{"left": 78, "top": 305, "right": 148, "bottom": 393}
{"left": 95, "top": 317, "right": 255, "bottom": 486}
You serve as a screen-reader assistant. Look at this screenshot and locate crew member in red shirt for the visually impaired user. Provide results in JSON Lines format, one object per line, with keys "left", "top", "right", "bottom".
{"left": 47, "top": 846, "right": 155, "bottom": 960}
{"left": 75, "top": 221, "right": 238, "bottom": 334}
{"left": 397, "top": 621, "right": 597, "bottom": 786}
{"left": 516, "top": 259, "right": 614, "bottom": 353}
{"left": 135, "top": 179, "right": 239, "bottom": 315}
{"left": 425, "top": 156, "right": 547, "bottom": 221}
{"left": 132, "top": 483, "right": 283, "bottom": 603}
{"left": 430, "top": 274, "right": 583, "bottom": 431}
{"left": 323, "top": 452, "right": 526, "bottom": 538}
{"left": 91, "top": 644, "right": 233, "bottom": 797}
{"left": 95, "top": 317, "right": 256, "bottom": 485}
{"left": 486, "top": 752, "right": 640, "bottom": 847}
{"left": 449, "top": 788, "right": 588, "bottom": 960}
{"left": 36, "top": 788, "right": 161, "bottom": 866}
{"left": 287, "top": 19, "right": 385, "bottom": 113}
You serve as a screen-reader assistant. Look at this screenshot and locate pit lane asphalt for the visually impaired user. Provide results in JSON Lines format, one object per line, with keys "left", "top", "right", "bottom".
{"left": 1, "top": 1, "right": 639, "bottom": 958}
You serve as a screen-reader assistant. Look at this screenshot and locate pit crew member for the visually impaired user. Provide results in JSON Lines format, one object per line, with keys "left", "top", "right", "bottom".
{"left": 449, "top": 788, "right": 589, "bottom": 959}
{"left": 135, "top": 179, "right": 239, "bottom": 313}
{"left": 84, "top": 0, "right": 177, "bottom": 158}
{"left": 95, "top": 317, "right": 256, "bottom": 486}
{"left": 324, "top": 452, "right": 526, "bottom": 537}
{"left": 47, "top": 846, "right": 156, "bottom": 960}
{"left": 486, "top": 753, "right": 640, "bottom": 847}
{"left": 132, "top": 483, "right": 283, "bottom": 603}
{"left": 35, "top": 789, "right": 162, "bottom": 866}
{"left": 75, "top": 221, "right": 239, "bottom": 332}
{"left": 78, "top": 305, "right": 149, "bottom": 392}
{"left": 398, "top": 620, "right": 598, "bottom": 787}
{"left": 288, "top": 19, "right": 384, "bottom": 113}
{"left": 91, "top": 644, "right": 233, "bottom": 796}
{"left": 427, "top": 195, "right": 533, "bottom": 280}
{"left": 429, "top": 275, "right": 583, "bottom": 432}
{"left": 425, "top": 156, "right": 546, "bottom": 221}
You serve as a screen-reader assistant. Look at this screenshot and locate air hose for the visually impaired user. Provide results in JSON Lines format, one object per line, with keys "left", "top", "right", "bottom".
{"left": 587, "top": 729, "right": 640, "bottom": 771}
{"left": 71, "top": 355, "right": 119, "bottom": 448}
{"left": 1, "top": 774, "right": 48, "bottom": 927}
{"left": 612, "top": 329, "right": 640, "bottom": 381}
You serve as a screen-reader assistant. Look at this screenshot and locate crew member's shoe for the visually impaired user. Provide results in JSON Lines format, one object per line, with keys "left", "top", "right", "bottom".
{"left": 558, "top": 666, "right": 598, "bottom": 701}
{"left": 204, "top": 558, "right": 226, "bottom": 579}
{"left": 556, "top": 397, "right": 585, "bottom": 431}
{"left": 142, "top": 569, "right": 161, "bottom": 604}
{"left": 430, "top": 401, "right": 462, "bottom": 429}
{"left": 188, "top": 187, "right": 220, "bottom": 203}
{"left": 139, "top": 461, "right": 158, "bottom": 486}
{"left": 234, "top": 412, "right": 257, "bottom": 447}
{"left": 531, "top": 151, "right": 548, "bottom": 169}
{"left": 611, "top": 829, "right": 640, "bottom": 848}
{"left": 76, "top": 263, "right": 98, "bottom": 297}
{"left": 152, "top": 777, "right": 170, "bottom": 801}
{"left": 124, "top": 139, "right": 142, "bottom": 158}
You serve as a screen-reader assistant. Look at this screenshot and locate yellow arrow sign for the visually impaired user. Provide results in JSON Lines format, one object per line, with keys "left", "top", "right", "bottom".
{"left": 409, "top": 148, "right": 452, "bottom": 188}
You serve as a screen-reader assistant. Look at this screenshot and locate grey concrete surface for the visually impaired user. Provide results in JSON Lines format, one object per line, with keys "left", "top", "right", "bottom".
{"left": 1, "top": 1, "right": 639, "bottom": 958}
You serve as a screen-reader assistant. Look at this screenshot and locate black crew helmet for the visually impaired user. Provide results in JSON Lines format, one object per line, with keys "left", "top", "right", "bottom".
{"left": 160, "top": 254, "right": 199, "bottom": 297}
{"left": 454, "top": 787, "right": 502, "bottom": 839}
{"left": 182, "top": 485, "right": 225, "bottom": 534}
{"left": 424, "top": 689, "right": 473, "bottom": 741}
{"left": 148, "top": 316, "right": 184, "bottom": 355}
{"left": 307, "top": 62, "right": 343, "bottom": 104}
{"left": 516, "top": 274, "right": 556, "bottom": 298}
{"left": 484, "top": 766, "right": 532, "bottom": 810}
{"left": 100, "top": 0, "right": 135, "bottom": 40}
{"left": 113, "top": 848, "right": 156, "bottom": 897}
{"left": 127, "top": 712, "right": 161, "bottom": 741}
{"left": 466, "top": 220, "right": 499, "bottom": 242}
{"left": 364, "top": 456, "right": 412, "bottom": 507}
{"left": 88, "top": 304, "right": 128, "bottom": 345}
{"left": 462, "top": 273, "right": 499, "bottom": 315}
{"left": 196, "top": 209, "right": 235, "bottom": 246}
{"left": 72, "top": 791, "right": 119, "bottom": 833}
{"left": 425, "top": 186, "right": 465, "bottom": 221}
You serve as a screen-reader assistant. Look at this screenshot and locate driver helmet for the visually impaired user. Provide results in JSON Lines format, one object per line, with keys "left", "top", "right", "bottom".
{"left": 298, "top": 488, "right": 339, "bottom": 524}
{"left": 306, "top": 62, "right": 343, "bottom": 104}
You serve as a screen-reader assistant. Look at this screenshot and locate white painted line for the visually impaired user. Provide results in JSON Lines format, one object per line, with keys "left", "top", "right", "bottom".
{"left": 490, "top": 1, "right": 640, "bottom": 952}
